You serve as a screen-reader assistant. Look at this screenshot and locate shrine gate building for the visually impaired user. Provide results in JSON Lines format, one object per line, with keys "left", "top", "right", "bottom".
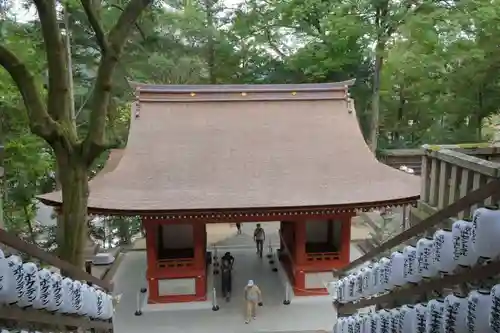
{"left": 40, "top": 81, "right": 419, "bottom": 304}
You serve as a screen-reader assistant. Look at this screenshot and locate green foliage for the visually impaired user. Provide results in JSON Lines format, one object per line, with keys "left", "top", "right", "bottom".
{"left": 2, "top": 0, "right": 500, "bottom": 252}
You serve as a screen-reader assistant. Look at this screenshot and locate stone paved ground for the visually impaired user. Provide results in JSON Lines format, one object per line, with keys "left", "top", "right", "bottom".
{"left": 112, "top": 222, "right": 366, "bottom": 333}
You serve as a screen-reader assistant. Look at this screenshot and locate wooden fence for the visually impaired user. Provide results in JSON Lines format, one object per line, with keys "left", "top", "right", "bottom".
{"left": 335, "top": 144, "right": 500, "bottom": 315}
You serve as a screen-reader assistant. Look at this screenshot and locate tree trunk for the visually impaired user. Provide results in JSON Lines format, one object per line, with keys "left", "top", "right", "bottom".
{"left": 56, "top": 150, "right": 89, "bottom": 268}
{"left": 369, "top": 40, "right": 385, "bottom": 152}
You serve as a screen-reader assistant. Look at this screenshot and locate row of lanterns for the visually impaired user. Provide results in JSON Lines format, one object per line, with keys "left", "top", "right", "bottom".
{"left": 0, "top": 249, "right": 114, "bottom": 321}
{"left": 334, "top": 285, "right": 500, "bottom": 333}
{"left": 332, "top": 206, "right": 500, "bottom": 303}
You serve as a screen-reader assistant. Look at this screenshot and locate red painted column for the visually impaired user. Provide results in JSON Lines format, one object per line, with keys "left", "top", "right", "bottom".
{"left": 341, "top": 214, "right": 354, "bottom": 265}
{"left": 144, "top": 219, "right": 159, "bottom": 302}
{"left": 192, "top": 222, "right": 207, "bottom": 299}
{"left": 294, "top": 221, "right": 306, "bottom": 290}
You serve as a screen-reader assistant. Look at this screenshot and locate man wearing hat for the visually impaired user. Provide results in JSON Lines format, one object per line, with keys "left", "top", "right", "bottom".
{"left": 244, "top": 280, "right": 263, "bottom": 324}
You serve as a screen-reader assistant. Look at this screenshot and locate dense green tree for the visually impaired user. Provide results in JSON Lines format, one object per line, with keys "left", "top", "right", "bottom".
{"left": 0, "top": 0, "right": 153, "bottom": 266}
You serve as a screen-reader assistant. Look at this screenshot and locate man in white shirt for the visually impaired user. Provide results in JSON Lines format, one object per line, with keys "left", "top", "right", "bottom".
{"left": 244, "top": 280, "right": 262, "bottom": 324}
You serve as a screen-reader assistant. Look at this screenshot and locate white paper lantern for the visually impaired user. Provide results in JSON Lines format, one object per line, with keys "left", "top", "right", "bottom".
{"left": 383, "top": 257, "right": 394, "bottom": 291}
{"left": 345, "top": 316, "right": 355, "bottom": 333}
{"left": 472, "top": 206, "right": 500, "bottom": 259}
{"left": 33, "top": 268, "right": 52, "bottom": 309}
{"left": 17, "top": 262, "right": 40, "bottom": 308}
{"left": 361, "top": 266, "right": 373, "bottom": 298}
{"left": 347, "top": 274, "right": 357, "bottom": 301}
{"left": 452, "top": 219, "right": 479, "bottom": 267}
{"left": 370, "top": 312, "right": 380, "bottom": 333}
{"left": 86, "top": 286, "right": 99, "bottom": 319}
{"left": 390, "top": 251, "right": 406, "bottom": 287}
{"left": 378, "top": 257, "right": 392, "bottom": 291}
{"left": 371, "top": 263, "right": 383, "bottom": 294}
{"left": 95, "top": 288, "right": 106, "bottom": 319}
{"left": 377, "top": 309, "right": 391, "bottom": 333}
{"left": 403, "top": 245, "right": 420, "bottom": 284}
{"left": 389, "top": 308, "right": 401, "bottom": 333}
{"left": 467, "top": 289, "right": 494, "bottom": 333}
{"left": 399, "top": 304, "right": 416, "bottom": 333}
{"left": 60, "top": 277, "right": 76, "bottom": 314}
{"left": 359, "top": 314, "right": 370, "bottom": 333}
{"left": 414, "top": 303, "right": 428, "bottom": 333}
{"left": 46, "top": 273, "right": 63, "bottom": 312}
{"left": 491, "top": 284, "right": 500, "bottom": 332}
{"left": 334, "top": 317, "right": 344, "bottom": 333}
{"left": 102, "top": 293, "right": 114, "bottom": 320}
{"left": 336, "top": 279, "right": 345, "bottom": 303}
{"left": 443, "top": 293, "right": 468, "bottom": 333}
{"left": 433, "top": 229, "right": 457, "bottom": 274}
{"left": 78, "top": 283, "right": 92, "bottom": 317}
{"left": 72, "top": 280, "right": 84, "bottom": 315}
{"left": 353, "top": 315, "right": 362, "bottom": 333}
{"left": 425, "top": 298, "right": 444, "bottom": 333}
{"left": 416, "top": 238, "right": 437, "bottom": 278}
{"left": 355, "top": 270, "right": 364, "bottom": 300}
{"left": 0, "top": 250, "right": 17, "bottom": 304}
{"left": 7, "top": 255, "right": 24, "bottom": 304}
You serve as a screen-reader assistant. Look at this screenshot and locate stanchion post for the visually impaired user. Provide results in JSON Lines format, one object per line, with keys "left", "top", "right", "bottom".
{"left": 212, "top": 287, "right": 220, "bottom": 311}
{"left": 135, "top": 288, "right": 147, "bottom": 316}
{"left": 283, "top": 282, "right": 291, "bottom": 305}
{"left": 266, "top": 239, "right": 273, "bottom": 259}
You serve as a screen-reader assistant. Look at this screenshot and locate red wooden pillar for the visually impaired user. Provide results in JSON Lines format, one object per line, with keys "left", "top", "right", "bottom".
{"left": 294, "top": 220, "right": 306, "bottom": 291}
{"left": 341, "top": 213, "right": 354, "bottom": 265}
{"left": 192, "top": 222, "right": 207, "bottom": 298}
{"left": 144, "top": 219, "right": 159, "bottom": 301}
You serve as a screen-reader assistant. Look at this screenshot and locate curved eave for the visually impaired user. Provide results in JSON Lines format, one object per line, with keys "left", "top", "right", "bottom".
{"left": 129, "top": 79, "right": 356, "bottom": 94}
{"left": 38, "top": 195, "right": 419, "bottom": 219}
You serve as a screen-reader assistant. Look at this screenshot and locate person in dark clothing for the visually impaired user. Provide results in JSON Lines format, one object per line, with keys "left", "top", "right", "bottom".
{"left": 236, "top": 223, "right": 242, "bottom": 234}
{"left": 221, "top": 252, "right": 235, "bottom": 301}
{"left": 254, "top": 224, "right": 265, "bottom": 258}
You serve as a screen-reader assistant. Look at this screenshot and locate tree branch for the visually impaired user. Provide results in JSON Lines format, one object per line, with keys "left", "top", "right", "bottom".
{"left": 0, "top": 45, "right": 58, "bottom": 140}
{"left": 80, "top": 0, "right": 109, "bottom": 52}
{"left": 83, "top": 0, "right": 152, "bottom": 163}
{"left": 33, "top": 0, "right": 70, "bottom": 122}
{"left": 108, "top": 4, "right": 147, "bottom": 41}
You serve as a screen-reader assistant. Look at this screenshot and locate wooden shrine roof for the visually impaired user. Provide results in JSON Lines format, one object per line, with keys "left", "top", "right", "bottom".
{"left": 39, "top": 81, "right": 419, "bottom": 217}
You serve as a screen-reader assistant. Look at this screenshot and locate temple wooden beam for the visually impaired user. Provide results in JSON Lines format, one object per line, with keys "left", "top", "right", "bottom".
{"left": 336, "top": 178, "right": 500, "bottom": 275}
{"left": 0, "top": 304, "right": 113, "bottom": 331}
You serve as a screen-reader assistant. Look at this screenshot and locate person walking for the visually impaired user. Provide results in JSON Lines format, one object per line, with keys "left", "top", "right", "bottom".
{"left": 244, "top": 280, "right": 262, "bottom": 324}
{"left": 253, "top": 224, "right": 265, "bottom": 258}
{"left": 220, "top": 252, "right": 234, "bottom": 301}
{"left": 236, "top": 222, "right": 242, "bottom": 235}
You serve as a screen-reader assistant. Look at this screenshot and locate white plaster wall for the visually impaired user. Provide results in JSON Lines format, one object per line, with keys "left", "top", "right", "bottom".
{"left": 157, "top": 278, "right": 196, "bottom": 296}
{"left": 161, "top": 224, "right": 194, "bottom": 249}
{"left": 305, "top": 272, "right": 333, "bottom": 289}
{"left": 306, "top": 220, "right": 328, "bottom": 242}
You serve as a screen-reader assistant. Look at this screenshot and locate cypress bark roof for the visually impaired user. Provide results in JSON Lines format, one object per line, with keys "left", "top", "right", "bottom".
{"left": 39, "top": 81, "right": 419, "bottom": 215}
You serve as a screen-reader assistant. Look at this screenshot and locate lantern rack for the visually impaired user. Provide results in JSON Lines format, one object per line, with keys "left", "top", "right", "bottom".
{"left": 334, "top": 178, "right": 500, "bottom": 315}
{"left": 0, "top": 229, "right": 113, "bottom": 332}
{"left": 337, "top": 259, "right": 500, "bottom": 315}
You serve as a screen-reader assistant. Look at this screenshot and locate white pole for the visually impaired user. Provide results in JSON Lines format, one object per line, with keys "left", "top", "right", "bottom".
{"left": 211, "top": 287, "right": 219, "bottom": 311}
{"left": 283, "top": 282, "right": 291, "bottom": 305}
